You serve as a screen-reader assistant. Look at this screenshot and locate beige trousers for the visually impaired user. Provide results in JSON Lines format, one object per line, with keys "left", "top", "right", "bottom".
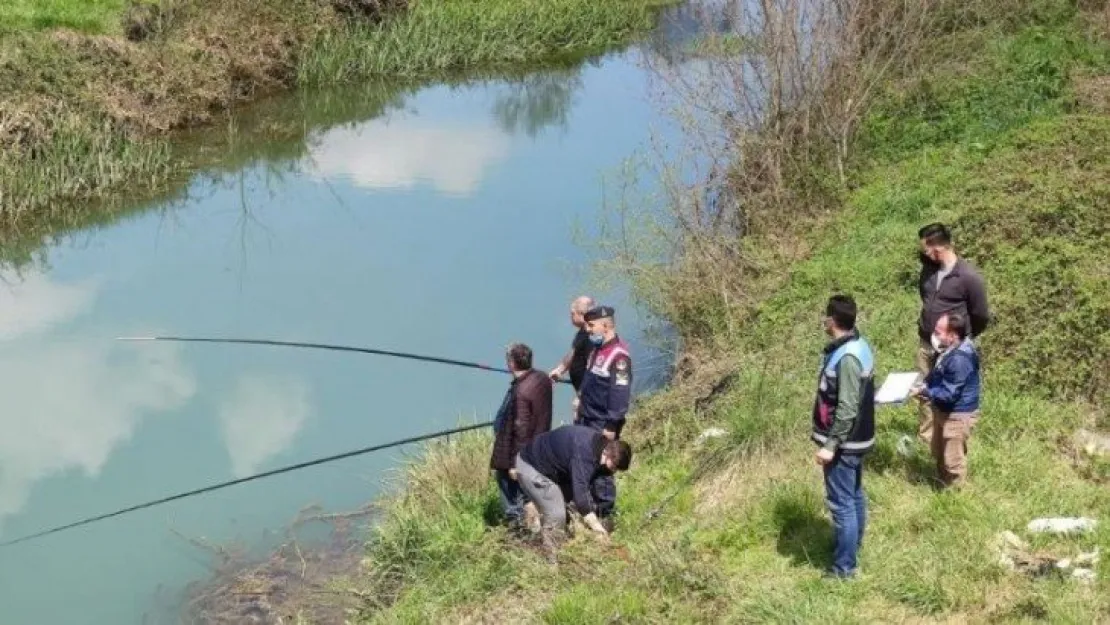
{"left": 931, "top": 410, "right": 979, "bottom": 487}
{"left": 915, "top": 339, "right": 937, "bottom": 443}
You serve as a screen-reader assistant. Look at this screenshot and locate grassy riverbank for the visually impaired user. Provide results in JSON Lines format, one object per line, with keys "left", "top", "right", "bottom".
{"left": 0, "top": 0, "right": 669, "bottom": 235}
{"left": 229, "top": 1, "right": 1110, "bottom": 622}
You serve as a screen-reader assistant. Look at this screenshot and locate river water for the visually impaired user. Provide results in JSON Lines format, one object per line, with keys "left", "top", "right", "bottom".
{"left": 0, "top": 10, "right": 709, "bottom": 625}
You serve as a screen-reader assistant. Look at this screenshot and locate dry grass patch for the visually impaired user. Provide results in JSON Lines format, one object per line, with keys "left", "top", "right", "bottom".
{"left": 438, "top": 588, "right": 552, "bottom": 625}
{"left": 694, "top": 446, "right": 800, "bottom": 517}
{"left": 1075, "top": 72, "right": 1110, "bottom": 113}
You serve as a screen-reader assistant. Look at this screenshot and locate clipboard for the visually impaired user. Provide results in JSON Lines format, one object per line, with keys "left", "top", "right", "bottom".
{"left": 874, "top": 371, "right": 921, "bottom": 406}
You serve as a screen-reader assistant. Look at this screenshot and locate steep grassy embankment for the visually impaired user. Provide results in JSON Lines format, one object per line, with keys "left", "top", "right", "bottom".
{"left": 0, "top": 0, "right": 668, "bottom": 234}
{"left": 305, "top": 3, "right": 1110, "bottom": 623}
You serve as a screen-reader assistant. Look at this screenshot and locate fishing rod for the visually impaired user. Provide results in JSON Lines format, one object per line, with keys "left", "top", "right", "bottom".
{"left": 117, "top": 336, "right": 572, "bottom": 385}
{"left": 0, "top": 420, "right": 493, "bottom": 549}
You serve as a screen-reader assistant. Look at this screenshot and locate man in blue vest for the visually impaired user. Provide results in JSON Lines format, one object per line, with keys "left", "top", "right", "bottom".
{"left": 575, "top": 305, "right": 632, "bottom": 522}
{"left": 812, "top": 294, "right": 876, "bottom": 579}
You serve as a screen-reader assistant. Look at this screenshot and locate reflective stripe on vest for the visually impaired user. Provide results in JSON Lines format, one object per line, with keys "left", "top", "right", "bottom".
{"left": 810, "top": 432, "right": 876, "bottom": 451}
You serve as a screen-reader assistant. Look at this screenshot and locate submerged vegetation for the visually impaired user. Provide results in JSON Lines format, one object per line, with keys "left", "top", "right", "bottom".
{"left": 183, "top": 0, "right": 1110, "bottom": 622}
{"left": 0, "top": 0, "right": 670, "bottom": 234}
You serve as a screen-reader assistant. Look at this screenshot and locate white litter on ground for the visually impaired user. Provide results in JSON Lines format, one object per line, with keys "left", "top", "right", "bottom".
{"left": 1073, "top": 568, "right": 1097, "bottom": 583}
{"left": 992, "top": 529, "right": 1100, "bottom": 582}
{"left": 696, "top": 428, "right": 728, "bottom": 445}
{"left": 1027, "top": 517, "right": 1098, "bottom": 534}
{"left": 896, "top": 434, "right": 914, "bottom": 458}
{"left": 1074, "top": 428, "right": 1110, "bottom": 457}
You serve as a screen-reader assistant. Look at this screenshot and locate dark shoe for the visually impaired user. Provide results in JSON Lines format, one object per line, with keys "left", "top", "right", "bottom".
{"left": 505, "top": 520, "right": 530, "bottom": 540}
{"left": 540, "top": 528, "right": 564, "bottom": 565}
{"left": 600, "top": 516, "right": 615, "bottom": 534}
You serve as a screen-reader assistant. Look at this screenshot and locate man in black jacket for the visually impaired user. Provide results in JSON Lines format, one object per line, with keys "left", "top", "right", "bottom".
{"left": 515, "top": 424, "right": 632, "bottom": 556}
{"left": 548, "top": 295, "right": 596, "bottom": 415}
{"left": 915, "top": 223, "right": 990, "bottom": 444}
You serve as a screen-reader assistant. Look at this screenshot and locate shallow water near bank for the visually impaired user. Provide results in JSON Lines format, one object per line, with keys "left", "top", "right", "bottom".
{"left": 0, "top": 27, "right": 708, "bottom": 624}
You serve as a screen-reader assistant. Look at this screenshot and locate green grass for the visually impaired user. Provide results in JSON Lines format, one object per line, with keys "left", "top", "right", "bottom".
{"left": 0, "top": 0, "right": 124, "bottom": 33}
{"left": 299, "top": 0, "right": 672, "bottom": 84}
{"left": 318, "top": 5, "right": 1110, "bottom": 623}
{"left": 0, "top": 113, "right": 173, "bottom": 225}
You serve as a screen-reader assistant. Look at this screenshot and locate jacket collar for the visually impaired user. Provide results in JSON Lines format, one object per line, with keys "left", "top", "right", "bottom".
{"left": 823, "top": 329, "right": 860, "bottom": 355}
{"left": 936, "top": 337, "right": 976, "bottom": 366}
{"left": 511, "top": 368, "right": 538, "bottom": 385}
{"left": 922, "top": 256, "right": 967, "bottom": 277}
{"left": 955, "top": 337, "right": 977, "bottom": 356}
{"left": 931, "top": 257, "right": 966, "bottom": 276}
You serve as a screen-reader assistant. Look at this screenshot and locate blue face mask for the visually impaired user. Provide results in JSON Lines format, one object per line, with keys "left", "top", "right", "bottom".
{"left": 589, "top": 333, "right": 605, "bottom": 346}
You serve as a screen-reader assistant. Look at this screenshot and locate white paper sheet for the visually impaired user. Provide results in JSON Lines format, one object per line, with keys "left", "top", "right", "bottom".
{"left": 874, "top": 371, "right": 921, "bottom": 405}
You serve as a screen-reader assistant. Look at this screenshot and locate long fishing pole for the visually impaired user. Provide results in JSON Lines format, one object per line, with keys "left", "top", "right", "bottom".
{"left": 0, "top": 420, "right": 493, "bottom": 549}
{"left": 116, "top": 336, "right": 573, "bottom": 385}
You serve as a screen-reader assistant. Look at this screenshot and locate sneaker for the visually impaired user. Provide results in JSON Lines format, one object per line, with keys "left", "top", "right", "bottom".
{"left": 523, "top": 502, "right": 541, "bottom": 534}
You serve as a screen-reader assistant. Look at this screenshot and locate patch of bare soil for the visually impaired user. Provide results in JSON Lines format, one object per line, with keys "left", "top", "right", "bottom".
{"left": 1075, "top": 74, "right": 1110, "bottom": 114}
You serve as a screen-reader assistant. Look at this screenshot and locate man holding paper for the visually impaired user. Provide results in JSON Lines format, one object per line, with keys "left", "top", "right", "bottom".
{"left": 911, "top": 312, "right": 982, "bottom": 488}
{"left": 812, "top": 294, "right": 876, "bottom": 579}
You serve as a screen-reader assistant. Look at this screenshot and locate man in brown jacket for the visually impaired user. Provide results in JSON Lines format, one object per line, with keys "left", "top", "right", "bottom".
{"left": 915, "top": 223, "right": 990, "bottom": 444}
{"left": 490, "top": 343, "right": 553, "bottom": 529}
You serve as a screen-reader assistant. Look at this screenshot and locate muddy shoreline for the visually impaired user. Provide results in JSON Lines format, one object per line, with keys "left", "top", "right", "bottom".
{"left": 177, "top": 505, "right": 376, "bottom": 625}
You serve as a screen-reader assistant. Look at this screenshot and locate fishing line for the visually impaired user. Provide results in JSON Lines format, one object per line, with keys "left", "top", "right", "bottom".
{"left": 0, "top": 420, "right": 493, "bottom": 549}
{"left": 117, "top": 336, "right": 573, "bottom": 384}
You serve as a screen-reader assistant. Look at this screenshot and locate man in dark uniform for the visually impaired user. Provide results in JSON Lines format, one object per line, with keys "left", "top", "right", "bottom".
{"left": 549, "top": 296, "right": 596, "bottom": 415}
{"left": 574, "top": 305, "right": 632, "bottom": 521}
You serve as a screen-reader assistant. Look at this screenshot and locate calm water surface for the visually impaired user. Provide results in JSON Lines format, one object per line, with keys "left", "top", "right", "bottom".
{"left": 0, "top": 27, "right": 698, "bottom": 625}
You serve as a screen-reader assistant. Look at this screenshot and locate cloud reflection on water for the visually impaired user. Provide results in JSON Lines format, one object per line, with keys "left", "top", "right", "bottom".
{"left": 218, "top": 373, "right": 312, "bottom": 478}
{"left": 308, "top": 118, "right": 512, "bottom": 196}
{"left": 0, "top": 270, "right": 320, "bottom": 533}
{"left": 0, "top": 271, "right": 197, "bottom": 532}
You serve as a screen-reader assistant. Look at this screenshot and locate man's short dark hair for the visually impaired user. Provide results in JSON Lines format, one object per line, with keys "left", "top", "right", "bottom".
{"left": 944, "top": 312, "right": 970, "bottom": 340}
{"left": 825, "top": 294, "right": 857, "bottom": 331}
{"left": 918, "top": 222, "right": 952, "bottom": 247}
{"left": 607, "top": 440, "right": 633, "bottom": 471}
{"left": 507, "top": 343, "right": 533, "bottom": 371}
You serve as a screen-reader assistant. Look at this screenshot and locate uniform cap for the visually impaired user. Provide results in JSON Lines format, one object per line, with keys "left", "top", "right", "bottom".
{"left": 584, "top": 305, "right": 615, "bottom": 322}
